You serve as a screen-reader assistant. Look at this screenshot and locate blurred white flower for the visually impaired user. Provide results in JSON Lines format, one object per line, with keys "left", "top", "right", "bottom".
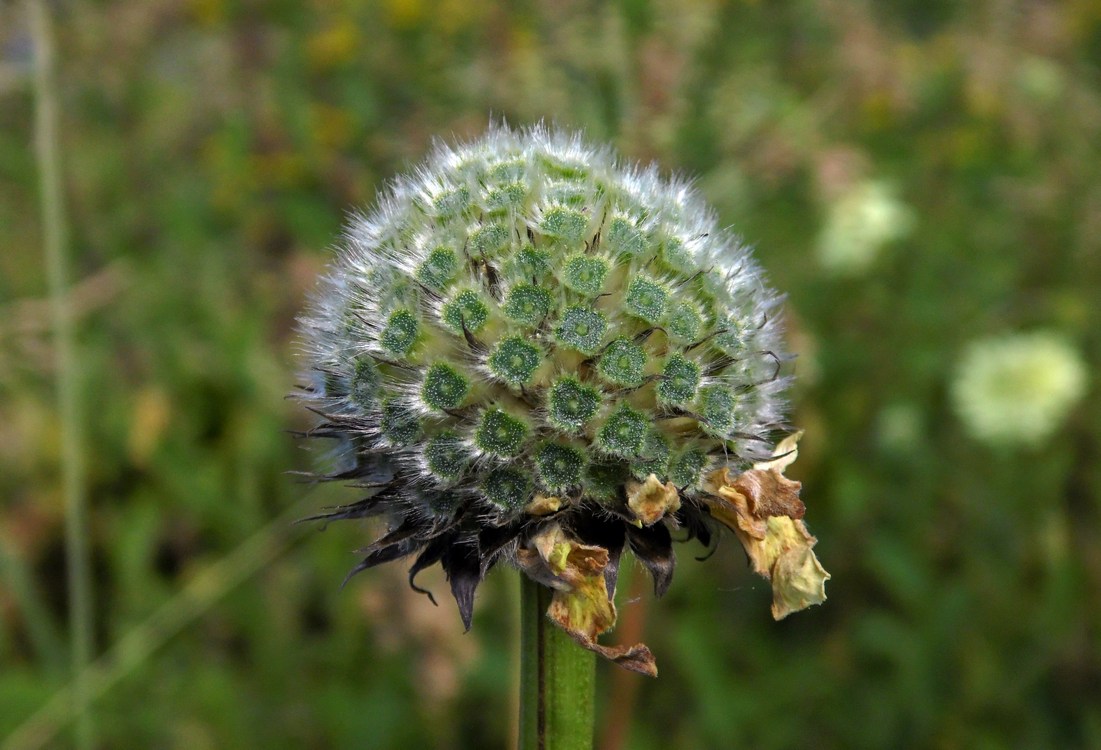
{"left": 816, "top": 180, "right": 914, "bottom": 275}
{"left": 951, "top": 332, "right": 1088, "bottom": 447}
{"left": 1014, "top": 55, "right": 1066, "bottom": 104}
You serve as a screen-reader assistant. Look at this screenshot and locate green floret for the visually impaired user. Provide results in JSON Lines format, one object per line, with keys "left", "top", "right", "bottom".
{"left": 489, "top": 159, "right": 525, "bottom": 181}
{"left": 414, "top": 246, "right": 459, "bottom": 290}
{"left": 540, "top": 206, "right": 589, "bottom": 244}
{"left": 597, "top": 338, "right": 647, "bottom": 387}
{"left": 668, "top": 448, "right": 707, "bottom": 488}
{"left": 432, "top": 185, "right": 471, "bottom": 217}
{"left": 349, "top": 357, "right": 382, "bottom": 408}
{"left": 503, "top": 283, "right": 552, "bottom": 327}
{"left": 666, "top": 301, "right": 704, "bottom": 342}
{"left": 630, "top": 429, "right": 671, "bottom": 480}
{"left": 488, "top": 337, "right": 542, "bottom": 387}
{"left": 606, "top": 216, "right": 646, "bottom": 257}
{"left": 470, "top": 222, "right": 510, "bottom": 256}
{"left": 421, "top": 362, "right": 470, "bottom": 410}
{"left": 535, "top": 442, "right": 586, "bottom": 492}
{"left": 697, "top": 385, "right": 737, "bottom": 435}
{"left": 484, "top": 182, "right": 527, "bottom": 212}
{"left": 380, "top": 309, "right": 419, "bottom": 356}
{"left": 424, "top": 430, "right": 472, "bottom": 481}
{"left": 380, "top": 399, "right": 421, "bottom": 446}
{"left": 367, "top": 265, "right": 418, "bottom": 314}
{"left": 547, "top": 377, "right": 602, "bottom": 432}
{"left": 441, "top": 288, "right": 491, "bottom": 334}
{"left": 624, "top": 277, "right": 668, "bottom": 324}
{"left": 555, "top": 306, "right": 607, "bottom": 354}
{"left": 482, "top": 468, "right": 533, "bottom": 511}
{"left": 512, "top": 245, "right": 553, "bottom": 278}
{"left": 657, "top": 353, "right": 701, "bottom": 405}
{"left": 598, "top": 403, "right": 649, "bottom": 458}
{"left": 561, "top": 253, "right": 609, "bottom": 296}
{"left": 475, "top": 408, "right": 530, "bottom": 457}
{"left": 713, "top": 317, "right": 748, "bottom": 357}
{"left": 659, "top": 235, "right": 695, "bottom": 275}
{"left": 546, "top": 182, "right": 591, "bottom": 206}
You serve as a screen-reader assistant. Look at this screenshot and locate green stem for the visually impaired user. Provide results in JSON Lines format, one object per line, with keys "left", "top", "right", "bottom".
{"left": 29, "top": 2, "right": 94, "bottom": 749}
{"left": 519, "top": 575, "right": 596, "bottom": 750}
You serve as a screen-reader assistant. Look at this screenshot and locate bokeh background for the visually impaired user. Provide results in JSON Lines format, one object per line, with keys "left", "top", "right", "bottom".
{"left": 3, "top": 1, "right": 1101, "bottom": 748}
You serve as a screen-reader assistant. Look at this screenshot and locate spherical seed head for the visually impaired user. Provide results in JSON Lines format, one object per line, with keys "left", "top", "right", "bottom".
{"left": 297, "top": 124, "right": 800, "bottom": 661}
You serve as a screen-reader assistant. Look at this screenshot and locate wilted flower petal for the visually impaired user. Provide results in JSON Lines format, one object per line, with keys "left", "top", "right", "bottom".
{"left": 702, "top": 432, "right": 829, "bottom": 619}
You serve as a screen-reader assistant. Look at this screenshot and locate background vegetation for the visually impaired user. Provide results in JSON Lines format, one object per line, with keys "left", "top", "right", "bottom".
{"left": 3, "top": 1, "right": 1100, "bottom": 747}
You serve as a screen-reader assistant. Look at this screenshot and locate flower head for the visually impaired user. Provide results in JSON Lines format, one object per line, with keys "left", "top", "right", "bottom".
{"left": 296, "top": 125, "right": 827, "bottom": 674}
{"left": 816, "top": 180, "right": 914, "bottom": 275}
{"left": 951, "top": 331, "right": 1088, "bottom": 447}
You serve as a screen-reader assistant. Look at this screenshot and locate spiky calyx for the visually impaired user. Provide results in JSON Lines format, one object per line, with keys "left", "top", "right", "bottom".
{"left": 297, "top": 126, "right": 819, "bottom": 674}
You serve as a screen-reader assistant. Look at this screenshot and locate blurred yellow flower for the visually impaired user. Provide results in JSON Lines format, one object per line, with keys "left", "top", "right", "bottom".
{"left": 816, "top": 180, "right": 914, "bottom": 275}
{"left": 951, "top": 332, "right": 1088, "bottom": 447}
{"left": 310, "top": 103, "right": 355, "bottom": 150}
{"left": 307, "top": 20, "right": 360, "bottom": 69}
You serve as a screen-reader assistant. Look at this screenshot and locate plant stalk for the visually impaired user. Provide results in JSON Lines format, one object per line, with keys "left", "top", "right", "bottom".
{"left": 519, "top": 575, "right": 596, "bottom": 750}
{"left": 29, "top": 2, "right": 94, "bottom": 749}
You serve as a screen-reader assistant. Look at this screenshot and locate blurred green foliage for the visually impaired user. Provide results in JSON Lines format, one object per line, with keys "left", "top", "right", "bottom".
{"left": 3, "top": 0, "right": 1101, "bottom": 747}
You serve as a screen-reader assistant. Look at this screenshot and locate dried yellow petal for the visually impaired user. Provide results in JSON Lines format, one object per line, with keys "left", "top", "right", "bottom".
{"left": 701, "top": 432, "right": 829, "bottom": 619}
{"left": 626, "top": 474, "right": 681, "bottom": 526}
{"left": 525, "top": 493, "right": 564, "bottom": 516}
{"left": 517, "top": 524, "right": 657, "bottom": 676}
